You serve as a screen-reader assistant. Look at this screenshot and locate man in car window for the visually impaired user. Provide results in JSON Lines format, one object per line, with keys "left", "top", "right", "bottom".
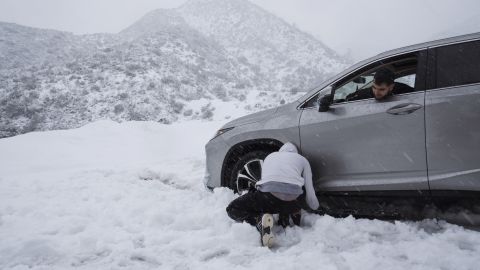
{"left": 346, "top": 68, "right": 413, "bottom": 101}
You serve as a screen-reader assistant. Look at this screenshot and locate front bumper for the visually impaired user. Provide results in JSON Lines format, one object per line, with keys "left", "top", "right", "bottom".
{"left": 204, "top": 136, "right": 230, "bottom": 189}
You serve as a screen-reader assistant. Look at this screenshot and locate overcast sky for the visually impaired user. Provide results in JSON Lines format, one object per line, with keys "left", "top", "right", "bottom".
{"left": 0, "top": 0, "right": 479, "bottom": 61}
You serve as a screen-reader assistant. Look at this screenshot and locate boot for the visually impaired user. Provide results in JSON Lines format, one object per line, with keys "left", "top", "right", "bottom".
{"left": 256, "top": 214, "right": 274, "bottom": 248}
{"left": 278, "top": 213, "right": 290, "bottom": 228}
{"left": 291, "top": 211, "right": 301, "bottom": 226}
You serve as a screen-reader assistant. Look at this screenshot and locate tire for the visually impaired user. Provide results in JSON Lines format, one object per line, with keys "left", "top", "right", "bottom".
{"left": 228, "top": 150, "right": 270, "bottom": 194}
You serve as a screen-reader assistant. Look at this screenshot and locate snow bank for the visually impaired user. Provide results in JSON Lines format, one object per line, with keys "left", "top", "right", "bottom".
{"left": 1, "top": 120, "right": 479, "bottom": 270}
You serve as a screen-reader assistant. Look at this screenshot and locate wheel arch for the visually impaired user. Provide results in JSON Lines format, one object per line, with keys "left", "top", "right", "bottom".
{"left": 221, "top": 139, "right": 283, "bottom": 187}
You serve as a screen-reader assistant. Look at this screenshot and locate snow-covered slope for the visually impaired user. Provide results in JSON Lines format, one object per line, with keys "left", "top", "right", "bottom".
{"left": 0, "top": 22, "right": 81, "bottom": 70}
{"left": 1, "top": 120, "right": 480, "bottom": 269}
{"left": 0, "top": 0, "right": 349, "bottom": 138}
{"left": 178, "top": 0, "right": 348, "bottom": 91}
{"left": 0, "top": 20, "right": 273, "bottom": 138}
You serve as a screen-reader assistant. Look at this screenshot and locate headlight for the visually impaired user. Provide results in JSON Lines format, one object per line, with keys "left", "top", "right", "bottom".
{"left": 211, "top": 127, "right": 234, "bottom": 140}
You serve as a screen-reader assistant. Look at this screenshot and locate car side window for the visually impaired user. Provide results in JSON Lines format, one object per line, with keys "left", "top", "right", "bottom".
{"left": 332, "top": 52, "right": 422, "bottom": 103}
{"left": 395, "top": 73, "right": 416, "bottom": 88}
{"left": 434, "top": 40, "right": 480, "bottom": 88}
{"left": 333, "top": 73, "right": 374, "bottom": 101}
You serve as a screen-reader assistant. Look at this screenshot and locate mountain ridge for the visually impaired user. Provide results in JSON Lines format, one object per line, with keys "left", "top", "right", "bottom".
{"left": 0, "top": 0, "right": 349, "bottom": 138}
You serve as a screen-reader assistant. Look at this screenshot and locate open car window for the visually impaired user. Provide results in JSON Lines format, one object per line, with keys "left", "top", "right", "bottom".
{"left": 300, "top": 50, "right": 426, "bottom": 109}
{"left": 332, "top": 53, "right": 420, "bottom": 103}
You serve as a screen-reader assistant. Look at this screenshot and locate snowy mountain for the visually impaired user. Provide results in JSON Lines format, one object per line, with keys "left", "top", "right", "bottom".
{"left": 178, "top": 0, "right": 347, "bottom": 91}
{"left": 0, "top": 22, "right": 82, "bottom": 70}
{"left": 0, "top": 0, "right": 349, "bottom": 138}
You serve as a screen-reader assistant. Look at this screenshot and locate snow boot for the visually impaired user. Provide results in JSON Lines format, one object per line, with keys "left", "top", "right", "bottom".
{"left": 291, "top": 211, "right": 301, "bottom": 226}
{"left": 278, "top": 213, "right": 290, "bottom": 228}
{"left": 258, "top": 213, "right": 274, "bottom": 247}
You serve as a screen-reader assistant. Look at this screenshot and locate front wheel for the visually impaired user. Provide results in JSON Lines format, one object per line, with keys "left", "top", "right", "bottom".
{"left": 229, "top": 150, "right": 270, "bottom": 194}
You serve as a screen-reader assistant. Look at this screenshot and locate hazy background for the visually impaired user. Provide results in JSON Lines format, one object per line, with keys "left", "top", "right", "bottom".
{"left": 0, "top": 0, "right": 479, "bottom": 61}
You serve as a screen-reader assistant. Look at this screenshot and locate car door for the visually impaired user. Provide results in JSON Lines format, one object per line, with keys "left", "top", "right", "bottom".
{"left": 424, "top": 39, "right": 480, "bottom": 223}
{"left": 298, "top": 51, "right": 430, "bottom": 217}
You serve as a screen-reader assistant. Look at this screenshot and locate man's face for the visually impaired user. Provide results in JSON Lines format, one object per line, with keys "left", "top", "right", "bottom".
{"left": 372, "top": 82, "right": 394, "bottom": 100}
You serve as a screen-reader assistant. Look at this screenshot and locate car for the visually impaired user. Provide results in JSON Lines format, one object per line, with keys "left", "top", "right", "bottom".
{"left": 204, "top": 32, "right": 480, "bottom": 225}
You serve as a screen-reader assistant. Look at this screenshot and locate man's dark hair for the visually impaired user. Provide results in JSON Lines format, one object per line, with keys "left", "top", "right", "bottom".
{"left": 374, "top": 68, "right": 395, "bottom": 85}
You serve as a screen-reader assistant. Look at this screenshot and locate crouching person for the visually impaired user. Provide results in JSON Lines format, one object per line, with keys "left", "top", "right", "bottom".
{"left": 226, "top": 142, "right": 319, "bottom": 247}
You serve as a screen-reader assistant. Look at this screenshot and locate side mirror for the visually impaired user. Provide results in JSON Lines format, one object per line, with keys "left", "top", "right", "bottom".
{"left": 318, "top": 94, "right": 333, "bottom": 112}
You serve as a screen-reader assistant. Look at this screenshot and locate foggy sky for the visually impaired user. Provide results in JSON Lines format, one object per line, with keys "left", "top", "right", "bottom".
{"left": 0, "top": 0, "right": 479, "bottom": 61}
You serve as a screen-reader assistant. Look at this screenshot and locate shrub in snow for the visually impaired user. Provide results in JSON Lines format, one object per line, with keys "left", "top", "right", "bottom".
{"left": 147, "top": 82, "right": 156, "bottom": 90}
{"left": 161, "top": 76, "right": 177, "bottom": 85}
{"left": 183, "top": 109, "right": 193, "bottom": 116}
{"left": 20, "top": 76, "right": 37, "bottom": 90}
{"left": 234, "top": 79, "right": 251, "bottom": 89}
{"left": 170, "top": 100, "right": 184, "bottom": 114}
{"left": 54, "top": 94, "right": 71, "bottom": 108}
{"left": 125, "top": 71, "right": 135, "bottom": 77}
{"left": 200, "top": 103, "right": 215, "bottom": 120}
{"left": 128, "top": 111, "right": 146, "bottom": 121}
{"left": 212, "top": 84, "right": 228, "bottom": 101}
{"left": 114, "top": 104, "right": 124, "bottom": 114}
{"left": 23, "top": 113, "right": 45, "bottom": 133}
{"left": 118, "top": 93, "right": 129, "bottom": 100}
{"left": 5, "top": 103, "right": 25, "bottom": 118}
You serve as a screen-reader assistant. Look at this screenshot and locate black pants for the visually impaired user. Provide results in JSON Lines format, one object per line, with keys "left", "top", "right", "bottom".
{"left": 226, "top": 191, "right": 304, "bottom": 226}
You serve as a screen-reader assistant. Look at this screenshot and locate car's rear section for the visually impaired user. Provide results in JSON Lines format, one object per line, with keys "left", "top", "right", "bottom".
{"left": 424, "top": 38, "right": 480, "bottom": 225}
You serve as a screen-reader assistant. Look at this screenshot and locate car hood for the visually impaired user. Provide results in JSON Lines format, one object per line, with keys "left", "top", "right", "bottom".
{"left": 222, "top": 107, "right": 279, "bottom": 129}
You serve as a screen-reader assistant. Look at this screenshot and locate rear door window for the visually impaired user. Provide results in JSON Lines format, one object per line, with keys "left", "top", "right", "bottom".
{"left": 434, "top": 40, "right": 480, "bottom": 88}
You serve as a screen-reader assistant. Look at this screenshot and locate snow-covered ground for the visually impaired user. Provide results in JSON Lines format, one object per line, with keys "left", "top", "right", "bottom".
{"left": 1, "top": 119, "right": 480, "bottom": 270}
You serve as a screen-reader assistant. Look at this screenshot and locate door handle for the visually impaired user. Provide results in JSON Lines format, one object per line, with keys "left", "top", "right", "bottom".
{"left": 387, "top": 103, "right": 423, "bottom": 115}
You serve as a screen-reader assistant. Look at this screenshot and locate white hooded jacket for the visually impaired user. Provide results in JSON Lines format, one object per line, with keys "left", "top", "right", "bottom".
{"left": 255, "top": 142, "right": 320, "bottom": 210}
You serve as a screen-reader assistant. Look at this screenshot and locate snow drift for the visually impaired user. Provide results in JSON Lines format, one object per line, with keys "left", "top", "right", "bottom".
{"left": 1, "top": 120, "right": 480, "bottom": 270}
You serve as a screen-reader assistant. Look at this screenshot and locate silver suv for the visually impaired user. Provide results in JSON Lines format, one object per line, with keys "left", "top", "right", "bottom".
{"left": 205, "top": 33, "right": 480, "bottom": 225}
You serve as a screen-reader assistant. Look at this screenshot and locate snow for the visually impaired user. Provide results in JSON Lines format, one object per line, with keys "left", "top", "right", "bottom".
{"left": 1, "top": 120, "right": 480, "bottom": 270}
